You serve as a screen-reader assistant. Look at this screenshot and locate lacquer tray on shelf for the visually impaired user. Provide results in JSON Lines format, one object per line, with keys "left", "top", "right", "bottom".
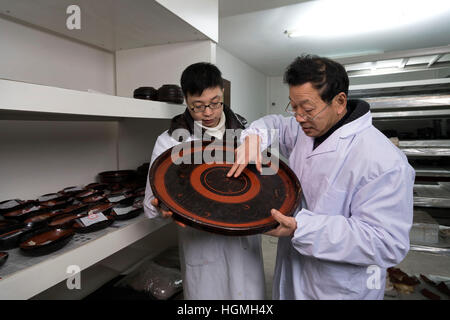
{"left": 149, "top": 141, "right": 302, "bottom": 235}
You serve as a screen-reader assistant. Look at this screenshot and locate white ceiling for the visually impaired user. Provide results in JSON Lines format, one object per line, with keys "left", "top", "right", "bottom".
{"left": 219, "top": 0, "right": 310, "bottom": 18}
{"left": 218, "top": 0, "right": 450, "bottom": 76}
{"left": 2, "top": 0, "right": 450, "bottom": 78}
{"left": 0, "top": 0, "right": 208, "bottom": 51}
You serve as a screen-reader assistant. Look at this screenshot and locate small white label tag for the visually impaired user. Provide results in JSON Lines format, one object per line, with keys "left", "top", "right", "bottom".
{"left": 79, "top": 212, "right": 108, "bottom": 227}
{"left": 0, "top": 200, "right": 20, "bottom": 209}
{"left": 114, "top": 207, "right": 134, "bottom": 216}
{"left": 108, "top": 195, "right": 126, "bottom": 203}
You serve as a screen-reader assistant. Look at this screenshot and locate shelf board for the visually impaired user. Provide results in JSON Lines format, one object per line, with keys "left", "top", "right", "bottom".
{"left": 0, "top": 215, "right": 170, "bottom": 300}
{"left": 0, "top": 79, "right": 186, "bottom": 120}
{"left": 402, "top": 148, "right": 450, "bottom": 157}
{"left": 365, "top": 94, "right": 450, "bottom": 110}
{"left": 398, "top": 141, "right": 450, "bottom": 157}
{"left": 400, "top": 140, "right": 450, "bottom": 148}
{"left": 414, "top": 183, "right": 450, "bottom": 208}
{"left": 0, "top": 0, "right": 211, "bottom": 52}
{"left": 349, "top": 78, "right": 450, "bottom": 98}
{"left": 414, "top": 168, "right": 450, "bottom": 181}
{"left": 372, "top": 109, "right": 450, "bottom": 120}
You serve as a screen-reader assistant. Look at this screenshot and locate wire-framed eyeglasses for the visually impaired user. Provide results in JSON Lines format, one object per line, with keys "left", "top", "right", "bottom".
{"left": 285, "top": 100, "right": 331, "bottom": 121}
{"left": 190, "top": 101, "right": 224, "bottom": 113}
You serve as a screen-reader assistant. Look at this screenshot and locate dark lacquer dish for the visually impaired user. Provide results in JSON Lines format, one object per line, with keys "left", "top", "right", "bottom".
{"left": 0, "top": 252, "right": 8, "bottom": 268}
{"left": 0, "top": 227, "right": 35, "bottom": 250}
{"left": 84, "top": 182, "right": 109, "bottom": 191}
{"left": 150, "top": 140, "right": 302, "bottom": 236}
{"left": 105, "top": 189, "right": 136, "bottom": 206}
{"left": 0, "top": 219, "right": 25, "bottom": 234}
{"left": 39, "top": 198, "right": 73, "bottom": 210}
{"left": 80, "top": 194, "right": 106, "bottom": 206}
{"left": 20, "top": 227, "right": 75, "bottom": 256}
{"left": 60, "top": 203, "right": 89, "bottom": 215}
{"left": 110, "top": 203, "right": 143, "bottom": 221}
{"left": 74, "top": 189, "right": 103, "bottom": 200}
{"left": 0, "top": 199, "right": 35, "bottom": 215}
{"left": 58, "top": 186, "right": 84, "bottom": 196}
{"left": 87, "top": 203, "right": 114, "bottom": 215}
{"left": 23, "top": 210, "right": 63, "bottom": 229}
{"left": 36, "top": 193, "right": 67, "bottom": 203}
{"left": 48, "top": 212, "right": 88, "bottom": 228}
{"left": 2, "top": 204, "right": 50, "bottom": 222}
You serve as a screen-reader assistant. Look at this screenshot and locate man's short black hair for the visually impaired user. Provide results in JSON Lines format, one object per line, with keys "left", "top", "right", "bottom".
{"left": 180, "top": 62, "right": 224, "bottom": 97}
{"left": 284, "top": 54, "right": 349, "bottom": 103}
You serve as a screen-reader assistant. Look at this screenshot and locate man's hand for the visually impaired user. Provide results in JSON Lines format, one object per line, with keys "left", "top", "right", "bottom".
{"left": 151, "top": 198, "right": 185, "bottom": 227}
{"left": 265, "top": 209, "right": 297, "bottom": 237}
{"left": 227, "top": 134, "right": 262, "bottom": 178}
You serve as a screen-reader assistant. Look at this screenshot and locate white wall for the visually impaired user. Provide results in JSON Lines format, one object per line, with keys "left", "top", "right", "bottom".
{"left": 0, "top": 17, "right": 115, "bottom": 95}
{"left": 0, "top": 16, "right": 123, "bottom": 203}
{"left": 267, "top": 76, "right": 290, "bottom": 116}
{"left": 118, "top": 118, "right": 171, "bottom": 170}
{"left": 115, "top": 40, "right": 215, "bottom": 169}
{"left": 155, "top": 0, "right": 218, "bottom": 43}
{"left": 116, "top": 40, "right": 215, "bottom": 99}
{"left": 216, "top": 46, "right": 267, "bottom": 123}
{"left": 0, "top": 120, "right": 118, "bottom": 201}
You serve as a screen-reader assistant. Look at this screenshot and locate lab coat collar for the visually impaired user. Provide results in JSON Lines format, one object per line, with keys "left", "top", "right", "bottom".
{"left": 307, "top": 101, "right": 372, "bottom": 158}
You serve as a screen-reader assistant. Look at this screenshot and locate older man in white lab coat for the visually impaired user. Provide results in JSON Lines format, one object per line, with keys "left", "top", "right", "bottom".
{"left": 144, "top": 62, "right": 265, "bottom": 300}
{"left": 228, "top": 55, "right": 415, "bottom": 299}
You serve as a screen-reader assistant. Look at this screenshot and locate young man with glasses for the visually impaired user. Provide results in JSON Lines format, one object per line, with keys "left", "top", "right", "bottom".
{"left": 144, "top": 62, "right": 265, "bottom": 300}
{"left": 228, "top": 55, "right": 415, "bottom": 299}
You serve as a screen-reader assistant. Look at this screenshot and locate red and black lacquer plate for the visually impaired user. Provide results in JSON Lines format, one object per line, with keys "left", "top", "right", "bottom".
{"left": 149, "top": 140, "right": 302, "bottom": 236}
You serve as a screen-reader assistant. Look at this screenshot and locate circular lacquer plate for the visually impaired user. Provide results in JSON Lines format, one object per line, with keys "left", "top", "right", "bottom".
{"left": 149, "top": 140, "right": 302, "bottom": 236}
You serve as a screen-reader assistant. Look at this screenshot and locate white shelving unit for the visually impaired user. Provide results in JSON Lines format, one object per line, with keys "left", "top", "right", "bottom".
{"left": 0, "top": 78, "right": 183, "bottom": 299}
{"left": 0, "top": 216, "right": 171, "bottom": 300}
{"left": 350, "top": 80, "right": 450, "bottom": 260}
{"left": 0, "top": 0, "right": 219, "bottom": 299}
{"left": 0, "top": 79, "right": 186, "bottom": 119}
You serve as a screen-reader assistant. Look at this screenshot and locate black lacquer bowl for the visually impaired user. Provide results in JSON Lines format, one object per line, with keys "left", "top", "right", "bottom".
{"left": 133, "top": 86, "right": 158, "bottom": 101}
{"left": 98, "top": 170, "right": 137, "bottom": 184}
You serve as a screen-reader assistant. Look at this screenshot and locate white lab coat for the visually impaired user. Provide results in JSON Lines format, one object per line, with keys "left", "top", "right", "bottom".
{"left": 242, "top": 105, "right": 415, "bottom": 299}
{"left": 144, "top": 130, "right": 266, "bottom": 300}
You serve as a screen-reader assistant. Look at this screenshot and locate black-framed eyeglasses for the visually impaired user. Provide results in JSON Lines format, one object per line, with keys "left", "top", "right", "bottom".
{"left": 285, "top": 100, "right": 331, "bottom": 121}
{"left": 190, "top": 101, "right": 224, "bottom": 113}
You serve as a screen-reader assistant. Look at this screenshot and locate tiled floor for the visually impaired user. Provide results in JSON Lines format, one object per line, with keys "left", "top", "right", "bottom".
{"left": 261, "top": 235, "right": 278, "bottom": 299}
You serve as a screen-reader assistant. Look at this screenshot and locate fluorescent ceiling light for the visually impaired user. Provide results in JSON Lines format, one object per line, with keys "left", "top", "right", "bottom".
{"left": 285, "top": 0, "right": 450, "bottom": 38}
